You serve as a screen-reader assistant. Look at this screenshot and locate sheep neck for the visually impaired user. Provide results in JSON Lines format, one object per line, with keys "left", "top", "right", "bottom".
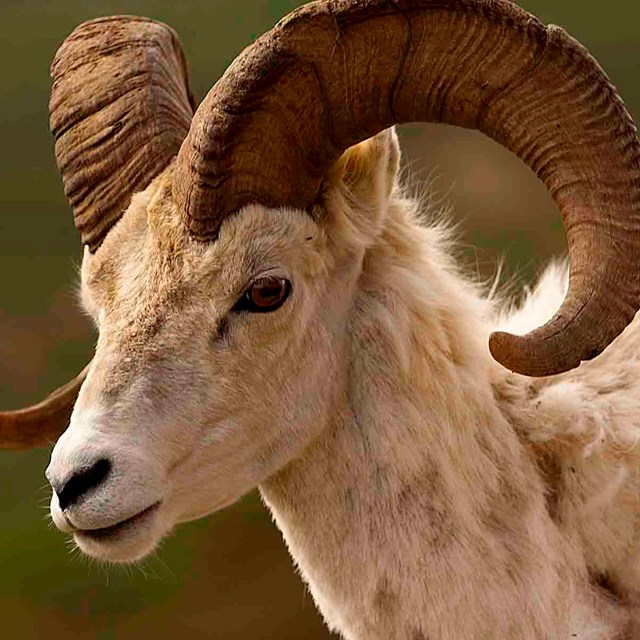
{"left": 260, "top": 228, "right": 579, "bottom": 639}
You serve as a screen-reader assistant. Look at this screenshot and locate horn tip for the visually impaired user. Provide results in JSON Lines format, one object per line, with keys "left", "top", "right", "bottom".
{"left": 488, "top": 331, "right": 582, "bottom": 378}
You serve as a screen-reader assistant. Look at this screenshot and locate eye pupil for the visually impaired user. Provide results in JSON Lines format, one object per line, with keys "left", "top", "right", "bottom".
{"left": 240, "top": 276, "right": 291, "bottom": 313}
{"left": 251, "top": 280, "right": 282, "bottom": 305}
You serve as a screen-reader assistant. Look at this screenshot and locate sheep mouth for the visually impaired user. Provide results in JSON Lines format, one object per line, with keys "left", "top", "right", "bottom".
{"left": 74, "top": 502, "right": 161, "bottom": 542}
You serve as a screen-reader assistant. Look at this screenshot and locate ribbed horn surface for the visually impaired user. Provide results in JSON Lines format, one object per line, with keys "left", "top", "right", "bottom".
{"left": 51, "top": 16, "right": 195, "bottom": 251}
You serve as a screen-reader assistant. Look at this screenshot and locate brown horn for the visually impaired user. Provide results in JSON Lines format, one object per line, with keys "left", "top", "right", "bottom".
{"left": 173, "top": 0, "right": 640, "bottom": 377}
{"left": 50, "top": 16, "right": 196, "bottom": 252}
{"left": 0, "top": 365, "right": 89, "bottom": 450}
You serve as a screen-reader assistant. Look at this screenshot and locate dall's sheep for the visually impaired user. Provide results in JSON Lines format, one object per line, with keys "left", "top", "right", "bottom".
{"left": 2, "top": 1, "right": 640, "bottom": 638}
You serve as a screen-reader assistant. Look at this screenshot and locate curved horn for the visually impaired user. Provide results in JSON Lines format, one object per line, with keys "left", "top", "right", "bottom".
{"left": 0, "top": 365, "right": 89, "bottom": 450}
{"left": 173, "top": 0, "right": 640, "bottom": 377}
{"left": 50, "top": 16, "right": 195, "bottom": 252}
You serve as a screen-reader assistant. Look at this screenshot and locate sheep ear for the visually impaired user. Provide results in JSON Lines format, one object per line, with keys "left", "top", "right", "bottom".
{"left": 327, "top": 127, "right": 401, "bottom": 211}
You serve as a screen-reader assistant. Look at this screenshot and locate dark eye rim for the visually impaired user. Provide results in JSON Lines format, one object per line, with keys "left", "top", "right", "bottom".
{"left": 233, "top": 276, "right": 292, "bottom": 314}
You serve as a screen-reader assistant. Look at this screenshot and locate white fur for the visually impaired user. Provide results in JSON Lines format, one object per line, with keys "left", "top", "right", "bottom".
{"left": 46, "top": 130, "right": 640, "bottom": 638}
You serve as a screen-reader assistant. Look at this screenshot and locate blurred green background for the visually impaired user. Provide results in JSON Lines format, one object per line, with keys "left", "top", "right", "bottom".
{"left": 0, "top": 1, "right": 638, "bottom": 638}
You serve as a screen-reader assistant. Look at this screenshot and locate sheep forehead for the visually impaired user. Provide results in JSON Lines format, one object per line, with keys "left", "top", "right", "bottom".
{"left": 80, "top": 181, "right": 329, "bottom": 329}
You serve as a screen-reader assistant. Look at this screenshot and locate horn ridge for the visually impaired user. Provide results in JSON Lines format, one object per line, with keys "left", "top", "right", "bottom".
{"left": 50, "top": 15, "right": 195, "bottom": 252}
{"left": 174, "top": 0, "right": 554, "bottom": 237}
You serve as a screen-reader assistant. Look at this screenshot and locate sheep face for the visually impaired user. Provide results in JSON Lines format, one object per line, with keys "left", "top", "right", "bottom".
{"left": 47, "top": 124, "right": 398, "bottom": 562}
{"left": 45, "top": 166, "right": 359, "bottom": 563}
{"left": 43, "top": 126, "right": 399, "bottom": 563}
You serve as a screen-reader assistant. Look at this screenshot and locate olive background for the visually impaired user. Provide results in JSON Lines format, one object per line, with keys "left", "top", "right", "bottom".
{"left": 0, "top": 1, "right": 638, "bottom": 638}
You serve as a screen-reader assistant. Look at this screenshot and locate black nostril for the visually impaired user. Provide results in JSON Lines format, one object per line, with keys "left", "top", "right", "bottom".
{"left": 56, "top": 458, "right": 111, "bottom": 511}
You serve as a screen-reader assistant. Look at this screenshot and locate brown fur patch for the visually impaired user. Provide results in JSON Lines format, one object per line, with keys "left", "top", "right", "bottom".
{"left": 373, "top": 576, "right": 399, "bottom": 618}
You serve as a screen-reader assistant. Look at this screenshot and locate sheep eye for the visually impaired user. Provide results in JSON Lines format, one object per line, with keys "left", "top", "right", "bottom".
{"left": 236, "top": 276, "right": 291, "bottom": 313}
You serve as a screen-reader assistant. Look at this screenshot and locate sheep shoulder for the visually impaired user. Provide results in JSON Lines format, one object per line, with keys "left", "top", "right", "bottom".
{"left": 494, "top": 263, "right": 640, "bottom": 605}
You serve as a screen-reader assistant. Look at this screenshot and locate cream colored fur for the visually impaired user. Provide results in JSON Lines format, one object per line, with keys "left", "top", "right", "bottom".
{"left": 46, "top": 129, "right": 640, "bottom": 639}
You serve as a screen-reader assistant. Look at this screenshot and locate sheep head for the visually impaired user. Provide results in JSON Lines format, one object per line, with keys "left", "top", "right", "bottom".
{"left": 48, "top": 161, "right": 362, "bottom": 561}
{"left": 1, "top": 0, "right": 640, "bottom": 562}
